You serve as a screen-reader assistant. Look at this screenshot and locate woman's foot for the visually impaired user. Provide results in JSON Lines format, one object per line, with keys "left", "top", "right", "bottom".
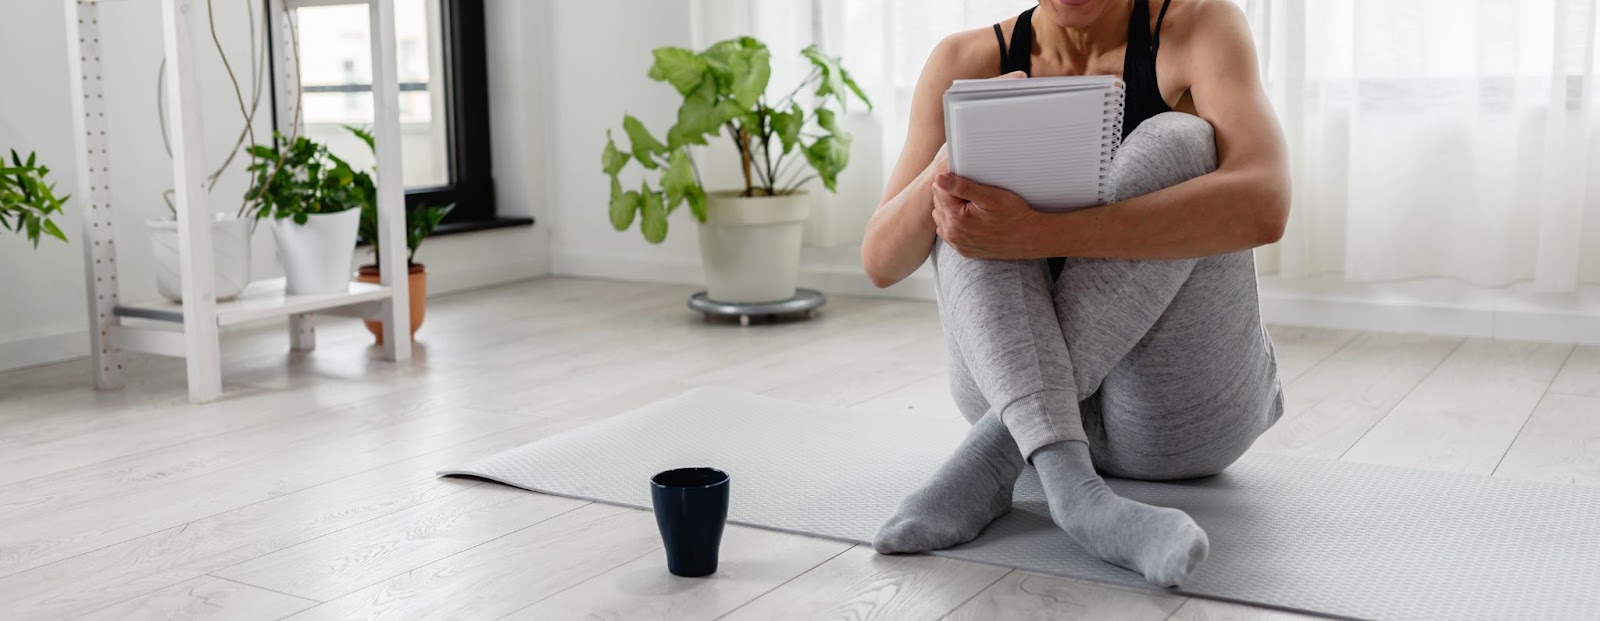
{"left": 1032, "top": 440, "right": 1209, "bottom": 587}
{"left": 874, "top": 415, "right": 1024, "bottom": 553}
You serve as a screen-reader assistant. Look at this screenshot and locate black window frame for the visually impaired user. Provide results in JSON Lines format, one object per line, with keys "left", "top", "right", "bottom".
{"left": 267, "top": 0, "right": 531, "bottom": 235}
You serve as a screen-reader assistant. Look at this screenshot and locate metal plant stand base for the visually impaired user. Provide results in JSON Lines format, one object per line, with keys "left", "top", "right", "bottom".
{"left": 689, "top": 289, "right": 826, "bottom": 326}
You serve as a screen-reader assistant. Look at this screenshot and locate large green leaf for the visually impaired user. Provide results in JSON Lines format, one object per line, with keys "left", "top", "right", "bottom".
{"left": 801, "top": 45, "right": 872, "bottom": 111}
{"left": 804, "top": 133, "right": 853, "bottom": 192}
{"left": 638, "top": 181, "right": 668, "bottom": 244}
{"left": 622, "top": 115, "right": 667, "bottom": 170}
{"left": 715, "top": 101, "right": 747, "bottom": 127}
{"left": 841, "top": 67, "right": 873, "bottom": 110}
{"left": 667, "top": 74, "right": 723, "bottom": 150}
{"left": 601, "top": 130, "right": 631, "bottom": 175}
{"left": 686, "top": 185, "right": 707, "bottom": 222}
{"left": 727, "top": 46, "right": 771, "bottom": 110}
{"left": 814, "top": 107, "right": 839, "bottom": 134}
{"left": 660, "top": 148, "right": 699, "bottom": 214}
{"left": 769, "top": 102, "right": 803, "bottom": 155}
{"left": 608, "top": 176, "right": 639, "bottom": 231}
{"left": 700, "top": 37, "right": 769, "bottom": 116}
{"left": 646, "top": 47, "right": 708, "bottom": 96}
{"left": 801, "top": 45, "right": 848, "bottom": 109}
{"left": 702, "top": 37, "right": 762, "bottom": 83}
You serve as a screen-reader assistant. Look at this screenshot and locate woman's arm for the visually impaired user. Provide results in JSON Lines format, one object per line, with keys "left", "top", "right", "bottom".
{"left": 935, "top": 2, "right": 1290, "bottom": 261}
{"left": 861, "top": 32, "right": 1002, "bottom": 288}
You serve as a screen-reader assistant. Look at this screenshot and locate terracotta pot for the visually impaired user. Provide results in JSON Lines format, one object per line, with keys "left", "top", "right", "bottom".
{"left": 356, "top": 264, "right": 426, "bottom": 344}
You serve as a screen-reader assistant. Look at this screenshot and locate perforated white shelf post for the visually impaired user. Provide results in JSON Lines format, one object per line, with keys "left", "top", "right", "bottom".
{"left": 64, "top": 0, "right": 122, "bottom": 391}
{"left": 69, "top": 0, "right": 412, "bottom": 403}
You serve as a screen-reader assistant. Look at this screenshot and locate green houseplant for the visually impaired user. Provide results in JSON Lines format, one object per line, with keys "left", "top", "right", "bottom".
{"left": 601, "top": 37, "right": 871, "bottom": 303}
{"left": 1, "top": 150, "right": 69, "bottom": 248}
{"left": 352, "top": 124, "right": 452, "bottom": 343}
{"left": 243, "top": 127, "right": 371, "bottom": 295}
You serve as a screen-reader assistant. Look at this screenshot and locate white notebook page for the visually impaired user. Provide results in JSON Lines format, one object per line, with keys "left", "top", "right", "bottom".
{"left": 945, "top": 83, "right": 1116, "bottom": 212}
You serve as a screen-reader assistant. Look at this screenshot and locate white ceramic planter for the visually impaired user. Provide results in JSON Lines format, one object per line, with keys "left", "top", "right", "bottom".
{"left": 147, "top": 215, "right": 253, "bottom": 302}
{"left": 698, "top": 190, "right": 810, "bottom": 303}
{"left": 269, "top": 209, "right": 360, "bottom": 295}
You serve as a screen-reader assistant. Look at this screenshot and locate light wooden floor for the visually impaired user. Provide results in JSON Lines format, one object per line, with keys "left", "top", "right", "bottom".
{"left": 2, "top": 277, "right": 1596, "bottom": 621}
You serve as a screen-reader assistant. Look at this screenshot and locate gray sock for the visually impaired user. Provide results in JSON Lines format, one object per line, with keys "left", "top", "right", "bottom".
{"left": 1033, "top": 440, "right": 1209, "bottom": 587}
{"left": 873, "top": 414, "right": 1024, "bottom": 554}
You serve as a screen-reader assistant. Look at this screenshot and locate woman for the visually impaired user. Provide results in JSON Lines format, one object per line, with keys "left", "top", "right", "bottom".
{"left": 862, "top": 0, "right": 1288, "bottom": 587}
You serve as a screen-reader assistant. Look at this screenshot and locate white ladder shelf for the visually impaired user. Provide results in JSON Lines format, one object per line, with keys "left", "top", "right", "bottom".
{"left": 65, "top": 0, "right": 413, "bottom": 403}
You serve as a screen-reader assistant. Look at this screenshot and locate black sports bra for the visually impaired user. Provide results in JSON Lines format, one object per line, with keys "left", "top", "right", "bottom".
{"left": 994, "top": 0, "right": 1173, "bottom": 140}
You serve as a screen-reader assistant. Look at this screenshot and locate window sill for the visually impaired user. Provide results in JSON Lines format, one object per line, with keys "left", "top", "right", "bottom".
{"left": 431, "top": 216, "right": 535, "bottom": 238}
{"left": 355, "top": 216, "right": 533, "bottom": 248}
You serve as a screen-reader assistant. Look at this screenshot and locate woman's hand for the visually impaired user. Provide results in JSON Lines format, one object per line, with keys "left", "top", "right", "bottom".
{"left": 931, "top": 172, "right": 1042, "bottom": 259}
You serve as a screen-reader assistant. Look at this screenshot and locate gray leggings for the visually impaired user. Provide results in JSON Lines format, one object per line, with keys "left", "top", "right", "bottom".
{"left": 934, "top": 112, "right": 1284, "bottom": 480}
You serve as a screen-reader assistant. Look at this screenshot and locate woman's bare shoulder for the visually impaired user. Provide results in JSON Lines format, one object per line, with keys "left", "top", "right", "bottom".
{"left": 920, "top": 25, "right": 1004, "bottom": 86}
{"left": 1159, "top": 0, "right": 1252, "bottom": 52}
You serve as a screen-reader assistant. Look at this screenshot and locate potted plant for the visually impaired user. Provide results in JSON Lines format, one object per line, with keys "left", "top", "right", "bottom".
{"left": 602, "top": 38, "right": 871, "bottom": 303}
{"left": 1, "top": 150, "right": 69, "bottom": 247}
{"left": 350, "top": 128, "right": 452, "bottom": 343}
{"left": 147, "top": 0, "right": 267, "bottom": 301}
{"left": 243, "top": 128, "right": 368, "bottom": 295}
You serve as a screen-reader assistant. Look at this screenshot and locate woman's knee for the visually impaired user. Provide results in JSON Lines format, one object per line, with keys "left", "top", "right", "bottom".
{"left": 1112, "top": 112, "right": 1219, "bottom": 200}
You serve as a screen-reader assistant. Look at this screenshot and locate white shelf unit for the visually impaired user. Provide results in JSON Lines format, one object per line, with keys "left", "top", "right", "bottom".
{"left": 66, "top": 0, "right": 412, "bottom": 403}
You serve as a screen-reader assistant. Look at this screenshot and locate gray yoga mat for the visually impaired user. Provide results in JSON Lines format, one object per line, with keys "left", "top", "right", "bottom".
{"left": 441, "top": 387, "right": 1600, "bottom": 621}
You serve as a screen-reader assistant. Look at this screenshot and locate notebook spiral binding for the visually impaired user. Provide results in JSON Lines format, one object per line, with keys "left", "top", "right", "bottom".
{"left": 1098, "top": 80, "right": 1127, "bottom": 205}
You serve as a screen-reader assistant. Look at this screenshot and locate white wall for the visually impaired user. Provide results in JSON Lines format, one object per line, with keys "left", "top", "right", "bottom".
{"left": 0, "top": 0, "right": 551, "bottom": 373}
{"left": 543, "top": 0, "right": 706, "bottom": 278}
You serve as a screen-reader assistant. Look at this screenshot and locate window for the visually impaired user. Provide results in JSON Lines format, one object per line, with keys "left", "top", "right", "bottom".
{"left": 273, "top": 0, "right": 520, "bottom": 230}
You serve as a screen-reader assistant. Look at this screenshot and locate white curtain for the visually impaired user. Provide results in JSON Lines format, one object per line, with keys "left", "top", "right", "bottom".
{"left": 1255, "top": 0, "right": 1600, "bottom": 291}
{"left": 757, "top": 0, "right": 1600, "bottom": 292}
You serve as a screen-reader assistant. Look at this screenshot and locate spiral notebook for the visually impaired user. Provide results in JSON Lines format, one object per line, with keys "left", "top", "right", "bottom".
{"left": 943, "top": 76, "right": 1126, "bottom": 212}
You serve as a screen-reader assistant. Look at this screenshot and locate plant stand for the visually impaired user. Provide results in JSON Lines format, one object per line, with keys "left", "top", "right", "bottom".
{"left": 687, "top": 289, "right": 826, "bottom": 327}
{"left": 66, "top": 0, "right": 413, "bottom": 403}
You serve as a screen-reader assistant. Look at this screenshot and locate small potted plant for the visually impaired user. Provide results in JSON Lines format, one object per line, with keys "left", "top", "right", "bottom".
{"left": 353, "top": 131, "right": 450, "bottom": 343}
{"left": 602, "top": 38, "right": 870, "bottom": 303}
{"left": 147, "top": 0, "right": 265, "bottom": 301}
{"left": 243, "top": 128, "right": 368, "bottom": 295}
{"left": 1, "top": 150, "right": 69, "bottom": 247}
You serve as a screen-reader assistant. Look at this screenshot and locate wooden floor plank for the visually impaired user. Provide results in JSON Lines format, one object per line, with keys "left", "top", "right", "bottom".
{"left": 505, "top": 523, "right": 852, "bottom": 620}
{"left": 1262, "top": 326, "right": 1360, "bottom": 385}
{"left": 0, "top": 406, "right": 527, "bottom": 577}
{"left": 1491, "top": 392, "right": 1600, "bottom": 485}
{"left": 852, "top": 372, "right": 965, "bottom": 421}
{"left": 719, "top": 546, "right": 1009, "bottom": 621}
{"left": 1253, "top": 333, "right": 1461, "bottom": 459}
{"left": 285, "top": 503, "right": 658, "bottom": 620}
{"left": 74, "top": 576, "right": 315, "bottom": 621}
{"left": 1339, "top": 339, "right": 1572, "bottom": 474}
{"left": 0, "top": 419, "right": 579, "bottom": 620}
{"left": 943, "top": 571, "right": 1184, "bottom": 620}
{"left": 215, "top": 486, "right": 586, "bottom": 601}
{"left": 0, "top": 388, "right": 511, "bottom": 518}
{"left": 1549, "top": 344, "right": 1600, "bottom": 398}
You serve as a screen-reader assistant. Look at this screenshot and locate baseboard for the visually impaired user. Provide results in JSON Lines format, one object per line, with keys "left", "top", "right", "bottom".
{"left": 552, "top": 250, "right": 1600, "bottom": 344}
{"left": 551, "top": 249, "right": 936, "bottom": 301}
{"left": 0, "top": 329, "right": 89, "bottom": 374}
{"left": 426, "top": 258, "right": 549, "bottom": 296}
{"left": 1257, "top": 276, "right": 1600, "bottom": 344}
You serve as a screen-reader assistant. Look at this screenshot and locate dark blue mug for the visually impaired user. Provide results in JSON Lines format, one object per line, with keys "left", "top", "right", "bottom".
{"left": 650, "top": 467, "right": 730, "bottom": 577}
